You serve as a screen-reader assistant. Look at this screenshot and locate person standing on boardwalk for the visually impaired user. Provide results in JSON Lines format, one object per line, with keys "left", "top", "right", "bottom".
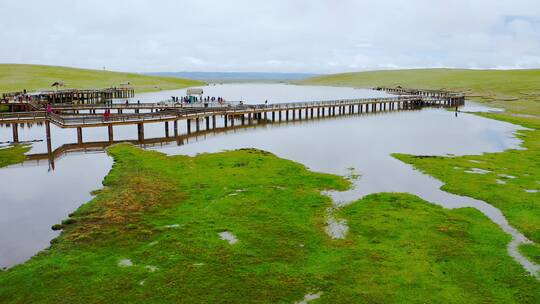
{"left": 46, "top": 104, "right": 52, "bottom": 114}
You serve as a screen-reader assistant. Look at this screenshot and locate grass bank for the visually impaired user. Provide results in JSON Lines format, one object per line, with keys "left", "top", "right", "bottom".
{"left": 302, "top": 69, "right": 540, "bottom": 268}
{"left": 0, "top": 144, "right": 538, "bottom": 303}
{"left": 394, "top": 113, "right": 540, "bottom": 245}
{"left": 0, "top": 64, "right": 205, "bottom": 93}
{"left": 0, "top": 144, "right": 30, "bottom": 168}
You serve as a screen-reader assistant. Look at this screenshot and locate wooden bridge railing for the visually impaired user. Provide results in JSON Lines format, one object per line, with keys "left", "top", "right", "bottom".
{"left": 0, "top": 111, "right": 46, "bottom": 121}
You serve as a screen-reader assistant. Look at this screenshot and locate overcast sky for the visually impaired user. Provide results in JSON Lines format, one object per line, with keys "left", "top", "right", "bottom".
{"left": 1, "top": 0, "right": 539, "bottom": 73}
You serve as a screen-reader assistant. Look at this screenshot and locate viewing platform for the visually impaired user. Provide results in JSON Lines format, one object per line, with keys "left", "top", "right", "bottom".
{"left": 2, "top": 87, "right": 134, "bottom": 104}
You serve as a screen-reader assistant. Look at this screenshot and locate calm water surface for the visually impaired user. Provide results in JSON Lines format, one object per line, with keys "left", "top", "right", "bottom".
{"left": 0, "top": 84, "right": 536, "bottom": 276}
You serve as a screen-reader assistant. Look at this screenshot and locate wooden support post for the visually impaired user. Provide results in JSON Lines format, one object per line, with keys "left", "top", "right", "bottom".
{"left": 165, "top": 121, "right": 170, "bottom": 137}
{"left": 241, "top": 114, "right": 245, "bottom": 125}
{"left": 272, "top": 111, "right": 275, "bottom": 122}
{"left": 45, "top": 120, "right": 52, "bottom": 156}
{"left": 310, "top": 108, "right": 314, "bottom": 118}
{"left": 205, "top": 116, "right": 210, "bottom": 129}
{"left": 292, "top": 109, "right": 296, "bottom": 120}
{"left": 286, "top": 110, "right": 289, "bottom": 121}
{"left": 137, "top": 123, "right": 144, "bottom": 141}
{"left": 224, "top": 116, "right": 228, "bottom": 127}
{"left": 11, "top": 123, "right": 18, "bottom": 143}
{"left": 108, "top": 125, "right": 114, "bottom": 143}
{"left": 174, "top": 120, "right": 178, "bottom": 137}
{"left": 279, "top": 111, "right": 282, "bottom": 121}
{"left": 212, "top": 115, "right": 216, "bottom": 128}
{"left": 196, "top": 118, "right": 200, "bottom": 131}
{"left": 77, "top": 127, "right": 83, "bottom": 144}
{"left": 187, "top": 119, "right": 192, "bottom": 134}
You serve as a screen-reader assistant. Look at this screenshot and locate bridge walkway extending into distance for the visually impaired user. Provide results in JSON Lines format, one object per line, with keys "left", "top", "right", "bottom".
{"left": 0, "top": 88, "right": 465, "bottom": 165}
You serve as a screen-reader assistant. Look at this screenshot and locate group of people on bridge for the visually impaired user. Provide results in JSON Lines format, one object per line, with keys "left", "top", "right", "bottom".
{"left": 1, "top": 89, "right": 34, "bottom": 103}
{"left": 171, "top": 96, "right": 226, "bottom": 105}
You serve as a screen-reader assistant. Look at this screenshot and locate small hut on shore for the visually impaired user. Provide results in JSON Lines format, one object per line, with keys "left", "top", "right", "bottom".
{"left": 186, "top": 88, "right": 203, "bottom": 96}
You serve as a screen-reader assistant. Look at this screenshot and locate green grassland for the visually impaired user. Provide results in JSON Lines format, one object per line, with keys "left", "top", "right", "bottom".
{"left": 302, "top": 68, "right": 540, "bottom": 270}
{"left": 0, "top": 64, "right": 205, "bottom": 93}
{"left": 0, "top": 145, "right": 30, "bottom": 168}
{"left": 0, "top": 144, "right": 538, "bottom": 303}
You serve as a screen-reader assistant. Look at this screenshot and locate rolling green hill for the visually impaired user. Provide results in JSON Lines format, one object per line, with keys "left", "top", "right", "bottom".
{"left": 299, "top": 69, "right": 540, "bottom": 115}
{"left": 0, "top": 64, "right": 205, "bottom": 93}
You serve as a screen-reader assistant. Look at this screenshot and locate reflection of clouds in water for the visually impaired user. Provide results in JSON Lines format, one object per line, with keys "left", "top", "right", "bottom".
{"left": 161, "top": 108, "right": 523, "bottom": 205}
{"left": 0, "top": 153, "right": 113, "bottom": 269}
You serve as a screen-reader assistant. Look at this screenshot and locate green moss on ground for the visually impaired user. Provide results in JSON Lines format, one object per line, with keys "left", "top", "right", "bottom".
{"left": 520, "top": 244, "right": 540, "bottom": 265}
{"left": 0, "top": 144, "right": 537, "bottom": 303}
{"left": 0, "top": 144, "right": 30, "bottom": 168}
{"left": 0, "top": 64, "right": 205, "bottom": 93}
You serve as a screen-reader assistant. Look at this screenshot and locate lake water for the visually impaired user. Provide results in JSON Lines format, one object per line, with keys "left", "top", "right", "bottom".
{"left": 0, "top": 83, "right": 536, "bottom": 276}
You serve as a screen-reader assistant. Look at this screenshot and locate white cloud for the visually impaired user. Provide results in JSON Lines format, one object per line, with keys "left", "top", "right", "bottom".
{"left": 0, "top": 0, "right": 539, "bottom": 73}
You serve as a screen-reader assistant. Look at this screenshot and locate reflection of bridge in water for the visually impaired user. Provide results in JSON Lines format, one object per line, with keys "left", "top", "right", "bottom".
{"left": 1, "top": 88, "right": 465, "bottom": 169}
{"left": 23, "top": 106, "right": 428, "bottom": 170}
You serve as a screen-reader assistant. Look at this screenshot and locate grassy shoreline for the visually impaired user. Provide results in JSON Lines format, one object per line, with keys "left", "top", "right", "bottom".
{"left": 0, "top": 144, "right": 30, "bottom": 168}
{"left": 0, "top": 144, "right": 538, "bottom": 303}
{"left": 302, "top": 69, "right": 540, "bottom": 272}
{"left": 0, "top": 64, "right": 205, "bottom": 93}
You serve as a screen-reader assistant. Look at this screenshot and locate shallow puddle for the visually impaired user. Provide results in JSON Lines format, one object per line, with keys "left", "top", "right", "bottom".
{"left": 295, "top": 292, "right": 323, "bottom": 304}
{"left": 464, "top": 168, "right": 491, "bottom": 174}
{"left": 218, "top": 231, "right": 238, "bottom": 245}
{"left": 118, "top": 259, "right": 133, "bottom": 267}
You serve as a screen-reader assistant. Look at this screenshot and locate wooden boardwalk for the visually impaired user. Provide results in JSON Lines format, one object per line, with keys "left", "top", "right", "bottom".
{"left": 22, "top": 106, "right": 426, "bottom": 168}
{"left": 1, "top": 88, "right": 465, "bottom": 158}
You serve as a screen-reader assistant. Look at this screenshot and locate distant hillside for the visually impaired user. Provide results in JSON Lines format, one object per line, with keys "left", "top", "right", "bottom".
{"left": 146, "top": 72, "right": 319, "bottom": 82}
{"left": 0, "top": 64, "right": 205, "bottom": 93}
{"left": 298, "top": 68, "right": 540, "bottom": 114}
